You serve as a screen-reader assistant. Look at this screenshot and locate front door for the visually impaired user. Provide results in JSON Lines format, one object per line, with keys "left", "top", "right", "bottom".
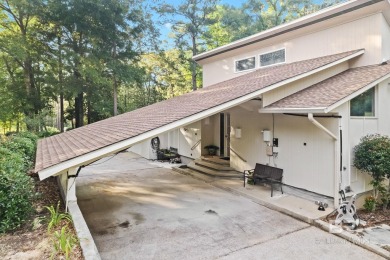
{"left": 226, "top": 113, "right": 230, "bottom": 157}
{"left": 219, "top": 113, "right": 231, "bottom": 157}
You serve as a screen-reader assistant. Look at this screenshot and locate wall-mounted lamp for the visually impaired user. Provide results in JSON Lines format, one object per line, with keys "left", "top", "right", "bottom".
{"left": 235, "top": 127, "right": 242, "bottom": 138}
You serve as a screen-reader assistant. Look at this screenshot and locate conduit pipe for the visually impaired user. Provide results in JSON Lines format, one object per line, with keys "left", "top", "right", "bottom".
{"left": 308, "top": 113, "right": 340, "bottom": 207}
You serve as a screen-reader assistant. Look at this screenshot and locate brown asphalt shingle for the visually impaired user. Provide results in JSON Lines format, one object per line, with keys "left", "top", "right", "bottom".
{"left": 265, "top": 61, "right": 390, "bottom": 110}
{"left": 35, "top": 50, "right": 362, "bottom": 173}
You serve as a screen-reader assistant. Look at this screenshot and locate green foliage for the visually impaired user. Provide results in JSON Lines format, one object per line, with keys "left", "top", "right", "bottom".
{"left": 0, "top": 132, "right": 37, "bottom": 233}
{"left": 363, "top": 196, "right": 376, "bottom": 212}
{"left": 0, "top": 146, "right": 34, "bottom": 233}
{"left": 45, "top": 201, "right": 71, "bottom": 232}
{"left": 3, "top": 136, "right": 37, "bottom": 163}
{"left": 354, "top": 134, "right": 390, "bottom": 202}
{"left": 52, "top": 226, "right": 77, "bottom": 260}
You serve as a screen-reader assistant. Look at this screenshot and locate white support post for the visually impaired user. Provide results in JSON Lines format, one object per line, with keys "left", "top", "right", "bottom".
{"left": 65, "top": 167, "right": 78, "bottom": 212}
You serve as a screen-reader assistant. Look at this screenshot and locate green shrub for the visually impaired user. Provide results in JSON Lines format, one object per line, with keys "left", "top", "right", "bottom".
{"left": 354, "top": 134, "right": 390, "bottom": 209}
{"left": 0, "top": 147, "right": 34, "bottom": 233}
{"left": 17, "top": 132, "right": 39, "bottom": 143}
{"left": 363, "top": 196, "right": 376, "bottom": 212}
{"left": 3, "top": 136, "right": 37, "bottom": 163}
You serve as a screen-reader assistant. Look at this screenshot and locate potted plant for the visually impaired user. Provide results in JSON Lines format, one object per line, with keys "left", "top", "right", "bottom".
{"left": 204, "top": 145, "right": 219, "bottom": 156}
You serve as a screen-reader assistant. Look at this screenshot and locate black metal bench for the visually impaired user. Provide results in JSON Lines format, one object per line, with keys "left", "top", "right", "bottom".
{"left": 243, "top": 163, "right": 284, "bottom": 197}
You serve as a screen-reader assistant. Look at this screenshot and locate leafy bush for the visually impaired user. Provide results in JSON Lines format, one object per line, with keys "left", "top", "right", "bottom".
{"left": 17, "top": 131, "right": 39, "bottom": 143}
{"left": 354, "top": 134, "right": 390, "bottom": 210}
{"left": 363, "top": 196, "right": 376, "bottom": 212}
{"left": 3, "top": 136, "right": 37, "bottom": 163}
{"left": 0, "top": 147, "right": 34, "bottom": 233}
{"left": 0, "top": 132, "right": 38, "bottom": 233}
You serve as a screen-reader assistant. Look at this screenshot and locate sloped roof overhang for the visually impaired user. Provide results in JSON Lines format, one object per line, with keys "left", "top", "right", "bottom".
{"left": 260, "top": 60, "right": 390, "bottom": 114}
{"left": 36, "top": 50, "right": 364, "bottom": 180}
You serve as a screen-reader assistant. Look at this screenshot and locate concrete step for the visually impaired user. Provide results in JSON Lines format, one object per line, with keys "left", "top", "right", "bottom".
{"left": 187, "top": 162, "right": 241, "bottom": 178}
{"left": 200, "top": 156, "right": 230, "bottom": 166}
{"left": 194, "top": 159, "right": 234, "bottom": 171}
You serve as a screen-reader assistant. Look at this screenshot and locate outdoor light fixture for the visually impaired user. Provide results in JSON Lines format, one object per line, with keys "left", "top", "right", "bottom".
{"left": 235, "top": 127, "right": 242, "bottom": 138}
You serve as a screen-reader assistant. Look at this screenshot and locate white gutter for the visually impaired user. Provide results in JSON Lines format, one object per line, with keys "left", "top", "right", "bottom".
{"left": 259, "top": 107, "right": 326, "bottom": 114}
{"left": 308, "top": 113, "right": 340, "bottom": 207}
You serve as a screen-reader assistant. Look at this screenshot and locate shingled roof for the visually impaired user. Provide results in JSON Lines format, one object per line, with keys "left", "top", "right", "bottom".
{"left": 264, "top": 61, "right": 390, "bottom": 111}
{"left": 35, "top": 49, "right": 363, "bottom": 176}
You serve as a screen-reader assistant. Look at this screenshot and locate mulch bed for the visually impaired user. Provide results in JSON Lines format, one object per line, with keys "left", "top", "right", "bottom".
{"left": 0, "top": 176, "right": 83, "bottom": 260}
{"left": 323, "top": 207, "right": 390, "bottom": 228}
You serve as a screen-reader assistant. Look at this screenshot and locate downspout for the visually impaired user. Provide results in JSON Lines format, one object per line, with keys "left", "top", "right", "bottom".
{"left": 308, "top": 113, "right": 340, "bottom": 207}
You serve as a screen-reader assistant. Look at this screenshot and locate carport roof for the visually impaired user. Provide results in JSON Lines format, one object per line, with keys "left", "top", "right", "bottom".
{"left": 35, "top": 49, "right": 363, "bottom": 178}
{"left": 262, "top": 61, "right": 390, "bottom": 113}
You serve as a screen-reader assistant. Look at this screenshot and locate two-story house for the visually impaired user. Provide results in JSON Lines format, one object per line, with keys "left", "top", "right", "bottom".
{"left": 36, "top": 0, "right": 390, "bottom": 208}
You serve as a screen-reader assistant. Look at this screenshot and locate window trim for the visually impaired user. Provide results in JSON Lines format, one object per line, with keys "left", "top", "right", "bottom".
{"left": 349, "top": 86, "right": 377, "bottom": 118}
{"left": 234, "top": 56, "right": 256, "bottom": 73}
{"left": 259, "top": 48, "right": 286, "bottom": 68}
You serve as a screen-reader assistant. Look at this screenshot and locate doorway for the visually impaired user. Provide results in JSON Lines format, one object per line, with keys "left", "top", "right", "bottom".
{"left": 219, "top": 113, "right": 230, "bottom": 157}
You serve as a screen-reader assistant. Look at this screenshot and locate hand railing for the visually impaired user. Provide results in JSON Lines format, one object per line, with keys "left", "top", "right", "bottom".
{"left": 230, "top": 147, "right": 247, "bottom": 162}
{"left": 191, "top": 139, "right": 201, "bottom": 150}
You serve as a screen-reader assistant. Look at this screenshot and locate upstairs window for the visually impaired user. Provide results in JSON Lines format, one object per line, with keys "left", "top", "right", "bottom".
{"left": 260, "top": 49, "right": 286, "bottom": 67}
{"left": 235, "top": 57, "right": 256, "bottom": 72}
{"left": 350, "top": 87, "right": 375, "bottom": 117}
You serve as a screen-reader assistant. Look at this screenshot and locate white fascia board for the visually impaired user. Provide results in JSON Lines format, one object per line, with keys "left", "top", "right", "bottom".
{"left": 193, "top": 0, "right": 369, "bottom": 62}
{"left": 324, "top": 71, "right": 390, "bottom": 113}
{"left": 260, "top": 107, "right": 326, "bottom": 114}
{"left": 37, "top": 51, "right": 363, "bottom": 180}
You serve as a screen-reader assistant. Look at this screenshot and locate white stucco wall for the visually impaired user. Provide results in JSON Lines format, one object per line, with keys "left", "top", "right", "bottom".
{"left": 229, "top": 106, "right": 337, "bottom": 197}
{"left": 202, "top": 13, "right": 384, "bottom": 87}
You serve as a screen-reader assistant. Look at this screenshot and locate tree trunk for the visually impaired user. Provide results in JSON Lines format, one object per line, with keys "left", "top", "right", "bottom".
{"left": 58, "top": 34, "right": 64, "bottom": 132}
{"left": 75, "top": 93, "right": 84, "bottom": 128}
{"left": 191, "top": 35, "right": 197, "bottom": 91}
{"left": 113, "top": 76, "right": 118, "bottom": 116}
{"left": 112, "top": 43, "right": 118, "bottom": 116}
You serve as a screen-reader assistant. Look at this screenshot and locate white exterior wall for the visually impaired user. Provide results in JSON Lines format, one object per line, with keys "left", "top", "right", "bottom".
{"left": 202, "top": 13, "right": 383, "bottom": 87}
{"left": 229, "top": 106, "right": 337, "bottom": 197}
{"left": 178, "top": 121, "right": 202, "bottom": 159}
{"left": 332, "top": 78, "right": 390, "bottom": 194}
{"left": 129, "top": 131, "right": 178, "bottom": 160}
{"left": 130, "top": 121, "right": 202, "bottom": 160}
{"left": 382, "top": 15, "right": 390, "bottom": 61}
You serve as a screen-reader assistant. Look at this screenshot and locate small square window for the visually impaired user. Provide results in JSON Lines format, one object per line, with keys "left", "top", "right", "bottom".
{"left": 350, "top": 87, "right": 375, "bottom": 117}
{"left": 235, "top": 57, "right": 255, "bottom": 72}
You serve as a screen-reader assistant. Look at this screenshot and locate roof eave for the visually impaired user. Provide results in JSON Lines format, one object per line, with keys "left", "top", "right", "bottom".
{"left": 259, "top": 108, "right": 327, "bottom": 114}
{"left": 193, "top": 0, "right": 381, "bottom": 63}
{"left": 325, "top": 70, "right": 390, "bottom": 113}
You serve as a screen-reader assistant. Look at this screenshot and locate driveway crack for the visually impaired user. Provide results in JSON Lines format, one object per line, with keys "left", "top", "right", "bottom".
{"left": 218, "top": 225, "right": 312, "bottom": 258}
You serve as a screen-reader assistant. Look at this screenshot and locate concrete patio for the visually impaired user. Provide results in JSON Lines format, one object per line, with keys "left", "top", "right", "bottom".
{"left": 76, "top": 152, "right": 384, "bottom": 259}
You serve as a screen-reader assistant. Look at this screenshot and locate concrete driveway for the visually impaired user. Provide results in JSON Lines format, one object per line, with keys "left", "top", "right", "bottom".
{"left": 76, "top": 152, "right": 383, "bottom": 260}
